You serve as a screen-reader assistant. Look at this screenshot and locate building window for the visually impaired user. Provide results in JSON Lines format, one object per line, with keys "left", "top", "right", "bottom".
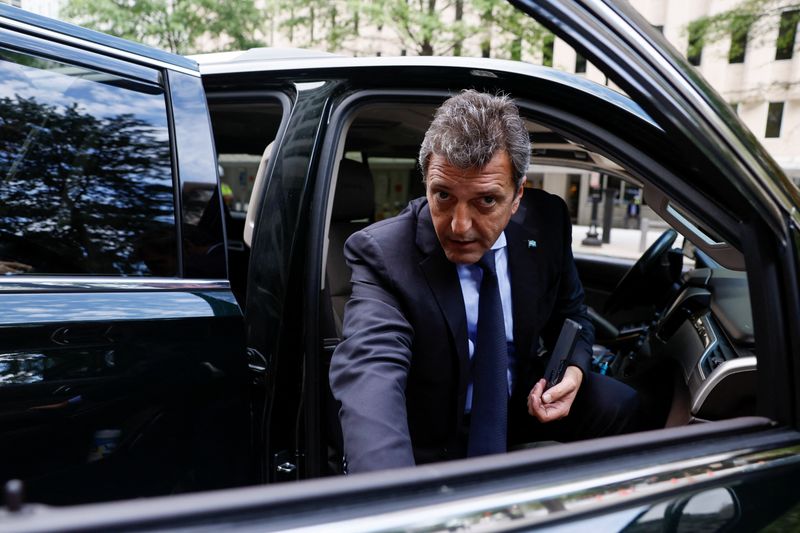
{"left": 729, "top": 20, "right": 748, "bottom": 63}
{"left": 652, "top": 25, "right": 664, "bottom": 34}
{"left": 776, "top": 10, "right": 800, "bottom": 60}
{"left": 575, "top": 53, "right": 587, "bottom": 73}
{"left": 765, "top": 102, "right": 784, "bottom": 138}
{"left": 687, "top": 25, "right": 704, "bottom": 66}
{"left": 731, "top": 102, "right": 739, "bottom": 115}
{"left": 542, "top": 34, "right": 554, "bottom": 67}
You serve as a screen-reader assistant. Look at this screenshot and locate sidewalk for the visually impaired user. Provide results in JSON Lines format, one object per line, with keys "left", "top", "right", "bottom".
{"left": 572, "top": 224, "right": 664, "bottom": 260}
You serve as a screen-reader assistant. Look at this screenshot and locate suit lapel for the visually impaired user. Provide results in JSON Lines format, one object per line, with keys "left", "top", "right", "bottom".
{"left": 506, "top": 219, "right": 548, "bottom": 374}
{"left": 415, "top": 202, "right": 470, "bottom": 395}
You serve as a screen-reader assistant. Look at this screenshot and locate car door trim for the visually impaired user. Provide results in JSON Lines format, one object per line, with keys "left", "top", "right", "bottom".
{"left": 692, "top": 356, "right": 757, "bottom": 415}
{"left": 0, "top": 277, "right": 230, "bottom": 292}
{"left": 283, "top": 441, "right": 800, "bottom": 532}
{"left": 2, "top": 418, "right": 796, "bottom": 532}
{"left": 0, "top": 14, "right": 199, "bottom": 77}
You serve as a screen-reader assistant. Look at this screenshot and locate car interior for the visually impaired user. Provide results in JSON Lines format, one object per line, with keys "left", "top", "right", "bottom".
{"left": 210, "top": 96, "right": 757, "bottom": 476}
{"left": 208, "top": 98, "right": 284, "bottom": 307}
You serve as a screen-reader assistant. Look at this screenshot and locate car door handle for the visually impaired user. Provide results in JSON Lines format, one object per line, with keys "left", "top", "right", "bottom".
{"left": 247, "top": 347, "right": 268, "bottom": 374}
{"left": 50, "top": 325, "right": 114, "bottom": 346}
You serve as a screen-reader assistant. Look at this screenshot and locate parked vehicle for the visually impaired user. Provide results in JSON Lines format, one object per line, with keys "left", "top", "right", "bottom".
{"left": 1, "top": 0, "right": 799, "bottom": 530}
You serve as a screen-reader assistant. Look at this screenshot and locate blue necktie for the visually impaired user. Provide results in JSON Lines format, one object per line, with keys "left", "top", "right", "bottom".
{"left": 467, "top": 249, "right": 509, "bottom": 457}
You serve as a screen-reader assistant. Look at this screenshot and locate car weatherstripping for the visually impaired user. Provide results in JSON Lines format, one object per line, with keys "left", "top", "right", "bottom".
{"left": 1, "top": 0, "right": 800, "bottom": 531}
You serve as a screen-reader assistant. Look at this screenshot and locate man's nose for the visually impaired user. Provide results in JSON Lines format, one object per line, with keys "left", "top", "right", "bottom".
{"left": 451, "top": 202, "right": 472, "bottom": 235}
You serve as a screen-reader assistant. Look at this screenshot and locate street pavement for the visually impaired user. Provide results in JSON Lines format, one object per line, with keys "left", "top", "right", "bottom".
{"left": 572, "top": 224, "right": 667, "bottom": 260}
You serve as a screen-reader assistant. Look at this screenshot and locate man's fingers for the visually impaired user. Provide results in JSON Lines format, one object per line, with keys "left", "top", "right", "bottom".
{"left": 528, "top": 379, "right": 569, "bottom": 421}
{"left": 527, "top": 379, "right": 545, "bottom": 416}
{"left": 531, "top": 399, "right": 567, "bottom": 422}
{"left": 542, "top": 380, "right": 572, "bottom": 404}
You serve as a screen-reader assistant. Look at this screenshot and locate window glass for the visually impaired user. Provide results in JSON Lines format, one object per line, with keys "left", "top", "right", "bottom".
{"left": 575, "top": 53, "right": 587, "bottom": 74}
{"left": 776, "top": 9, "right": 799, "bottom": 60}
{"left": 765, "top": 102, "right": 784, "bottom": 138}
{"left": 0, "top": 48, "right": 176, "bottom": 276}
{"left": 209, "top": 100, "right": 284, "bottom": 215}
{"left": 728, "top": 19, "right": 748, "bottom": 63}
{"left": 168, "top": 71, "right": 226, "bottom": 279}
{"left": 542, "top": 34, "right": 555, "bottom": 67}
{"left": 687, "top": 26, "right": 704, "bottom": 66}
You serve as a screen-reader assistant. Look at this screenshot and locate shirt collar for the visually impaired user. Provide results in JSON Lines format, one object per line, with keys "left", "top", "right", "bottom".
{"left": 491, "top": 231, "right": 507, "bottom": 251}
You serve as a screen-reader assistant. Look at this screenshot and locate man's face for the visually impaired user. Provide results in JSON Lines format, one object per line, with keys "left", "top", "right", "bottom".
{"left": 426, "top": 151, "right": 524, "bottom": 265}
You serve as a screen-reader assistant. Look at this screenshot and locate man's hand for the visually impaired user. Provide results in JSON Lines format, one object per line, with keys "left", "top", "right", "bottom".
{"left": 527, "top": 366, "right": 583, "bottom": 423}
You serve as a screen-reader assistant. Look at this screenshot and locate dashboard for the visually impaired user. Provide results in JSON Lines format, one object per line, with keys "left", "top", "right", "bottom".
{"left": 653, "top": 267, "right": 757, "bottom": 421}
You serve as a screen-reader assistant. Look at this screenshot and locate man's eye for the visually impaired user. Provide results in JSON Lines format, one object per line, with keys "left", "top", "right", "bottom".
{"left": 482, "top": 196, "right": 496, "bottom": 205}
{"left": 436, "top": 191, "right": 450, "bottom": 201}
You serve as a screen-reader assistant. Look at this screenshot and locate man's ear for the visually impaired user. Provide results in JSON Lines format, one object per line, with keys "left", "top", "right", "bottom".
{"left": 511, "top": 178, "right": 526, "bottom": 213}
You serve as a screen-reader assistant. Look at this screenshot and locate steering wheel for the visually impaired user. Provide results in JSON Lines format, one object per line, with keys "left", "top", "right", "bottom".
{"left": 603, "top": 228, "right": 678, "bottom": 314}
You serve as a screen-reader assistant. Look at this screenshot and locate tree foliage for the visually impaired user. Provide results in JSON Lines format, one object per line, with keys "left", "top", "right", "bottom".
{"left": 472, "top": 0, "right": 549, "bottom": 60}
{"left": 267, "top": 0, "right": 548, "bottom": 59}
{"left": 63, "top": 0, "right": 263, "bottom": 54}
{"left": 687, "top": 0, "right": 800, "bottom": 60}
{"left": 272, "top": 0, "right": 370, "bottom": 52}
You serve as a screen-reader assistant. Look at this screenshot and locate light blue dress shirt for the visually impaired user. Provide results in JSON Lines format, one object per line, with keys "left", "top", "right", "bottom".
{"left": 456, "top": 232, "right": 516, "bottom": 412}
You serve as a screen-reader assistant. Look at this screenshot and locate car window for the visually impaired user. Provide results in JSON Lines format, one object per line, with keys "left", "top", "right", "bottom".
{"left": 0, "top": 47, "right": 176, "bottom": 276}
{"left": 209, "top": 100, "right": 284, "bottom": 215}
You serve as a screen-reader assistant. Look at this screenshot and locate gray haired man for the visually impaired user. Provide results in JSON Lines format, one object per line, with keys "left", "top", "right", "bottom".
{"left": 330, "top": 90, "right": 638, "bottom": 473}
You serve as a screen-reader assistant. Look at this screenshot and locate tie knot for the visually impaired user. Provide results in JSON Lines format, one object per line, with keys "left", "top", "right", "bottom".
{"left": 477, "top": 249, "right": 497, "bottom": 276}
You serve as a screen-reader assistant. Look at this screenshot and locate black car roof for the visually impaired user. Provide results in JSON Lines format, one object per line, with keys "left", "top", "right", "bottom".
{"left": 0, "top": 3, "right": 197, "bottom": 72}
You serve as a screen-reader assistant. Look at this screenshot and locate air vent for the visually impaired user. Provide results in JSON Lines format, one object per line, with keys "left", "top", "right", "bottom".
{"left": 700, "top": 342, "right": 737, "bottom": 377}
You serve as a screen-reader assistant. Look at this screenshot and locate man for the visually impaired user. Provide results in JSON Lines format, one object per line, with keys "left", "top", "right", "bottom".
{"left": 330, "top": 90, "right": 638, "bottom": 473}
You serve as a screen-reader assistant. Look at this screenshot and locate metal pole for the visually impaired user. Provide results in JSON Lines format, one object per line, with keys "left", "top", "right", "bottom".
{"left": 582, "top": 190, "right": 602, "bottom": 247}
{"left": 601, "top": 188, "right": 617, "bottom": 244}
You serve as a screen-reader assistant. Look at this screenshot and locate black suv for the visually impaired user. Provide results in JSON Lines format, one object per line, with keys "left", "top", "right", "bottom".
{"left": 2, "top": 1, "right": 800, "bottom": 530}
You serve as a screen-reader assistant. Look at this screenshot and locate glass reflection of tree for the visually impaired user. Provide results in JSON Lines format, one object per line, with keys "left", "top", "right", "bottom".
{"left": 0, "top": 95, "right": 175, "bottom": 275}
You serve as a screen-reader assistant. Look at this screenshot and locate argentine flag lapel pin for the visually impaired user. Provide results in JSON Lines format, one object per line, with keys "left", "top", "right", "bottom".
{"left": 528, "top": 239, "right": 537, "bottom": 249}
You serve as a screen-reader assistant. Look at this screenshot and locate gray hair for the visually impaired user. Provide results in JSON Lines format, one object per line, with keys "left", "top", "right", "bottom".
{"left": 419, "top": 90, "right": 530, "bottom": 189}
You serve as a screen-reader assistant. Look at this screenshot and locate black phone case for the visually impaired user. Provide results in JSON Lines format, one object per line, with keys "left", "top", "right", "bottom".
{"left": 543, "top": 318, "right": 583, "bottom": 389}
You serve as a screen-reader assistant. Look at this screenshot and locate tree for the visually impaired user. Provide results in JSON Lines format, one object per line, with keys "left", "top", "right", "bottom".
{"left": 687, "top": 0, "right": 800, "bottom": 61}
{"left": 474, "top": 0, "right": 549, "bottom": 61}
{"left": 363, "top": 0, "right": 467, "bottom": 56}
{"left": 359, "top": 0, "right": 545, "bottom": 58}
{"left": 62, "top": 0, "right": 263, "bottom": 54}
{"left": 271, "top": 0, "right": 365, "bottom": 52}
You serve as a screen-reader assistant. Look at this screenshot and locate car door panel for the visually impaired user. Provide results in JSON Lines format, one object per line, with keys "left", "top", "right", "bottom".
{"left": 0, "top": 287, "right": 249, "bottom": 505}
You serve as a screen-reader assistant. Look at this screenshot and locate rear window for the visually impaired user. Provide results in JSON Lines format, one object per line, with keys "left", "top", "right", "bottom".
{"left": 0, "top": 48, "right": 176, "bottom": 276}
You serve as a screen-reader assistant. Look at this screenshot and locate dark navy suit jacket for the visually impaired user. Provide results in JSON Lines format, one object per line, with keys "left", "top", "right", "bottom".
{"left": 329, "top": 191, "right": 594, "bottom": 472}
